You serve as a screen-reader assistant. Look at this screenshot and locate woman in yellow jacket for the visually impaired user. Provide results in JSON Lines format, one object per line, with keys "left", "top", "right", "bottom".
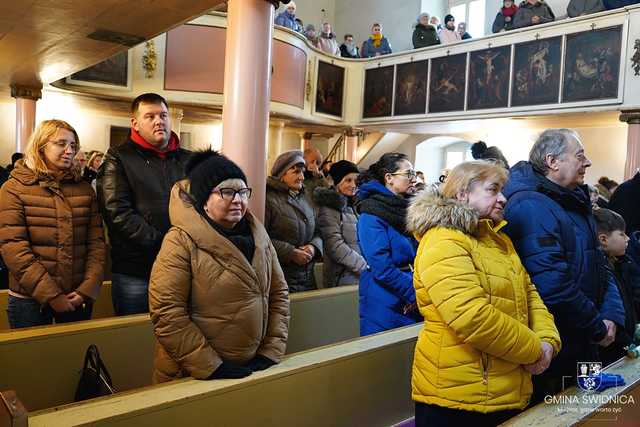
{"left": 406, "top": 161, "right": 561, "bottom": 427}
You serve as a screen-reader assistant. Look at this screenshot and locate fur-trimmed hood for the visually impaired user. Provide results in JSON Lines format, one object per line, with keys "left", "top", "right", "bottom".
{"left": 406, "top": 189, "right": 478, "bottom": 239}
{"left": 313, "top": 186, "right": 347, "bottom": 211}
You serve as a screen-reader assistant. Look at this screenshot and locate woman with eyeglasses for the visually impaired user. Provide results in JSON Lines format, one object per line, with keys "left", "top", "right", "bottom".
{"left": 149, "top": 150, "right": 289, "bottom": 383}
{"left": 0, "top": 119, "right": 105, "bottom": 328}
{"left": 356, "top": 152, "right": 420, "bottom": 336}
{"left": 265, "top": 150, "right": 323, "bottom": 292}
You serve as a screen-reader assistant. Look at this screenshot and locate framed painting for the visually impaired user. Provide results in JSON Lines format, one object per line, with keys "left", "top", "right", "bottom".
{"left": 394, "top": 60, "right": 428, "bottom": 116}
{"left": 563, "top": 26, "right": 622, "bottom": 103}
{"left": 363, "top": 66, "right": 394, "bottom": 118}
{"left": 512, "top": 37, "right": 562, "bottom": 107}
{"left": 468, "top": 46, "right": 511, "bottom": 110}
{"left": 67, "top": 51, "right": 131, "bottom": 89}
{"left": 428, "top": 54, "right": 467, "bottom": 113}
{"left": 315, "top": 61, "right": 345, "bottom": 118}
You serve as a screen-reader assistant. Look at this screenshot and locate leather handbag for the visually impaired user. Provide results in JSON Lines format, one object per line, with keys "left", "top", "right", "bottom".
{"left": 74, "top": 344, "right": 116, "bottom": 402}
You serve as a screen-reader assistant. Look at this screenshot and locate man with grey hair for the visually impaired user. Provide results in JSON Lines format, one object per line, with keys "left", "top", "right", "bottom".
{"left": 503, "top": 129, "right": 625, "bottom": 402}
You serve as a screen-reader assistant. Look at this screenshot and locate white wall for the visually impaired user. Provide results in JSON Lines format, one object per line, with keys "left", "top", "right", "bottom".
{"left": 334, "top": 0, "right": 424, "bottom": 54}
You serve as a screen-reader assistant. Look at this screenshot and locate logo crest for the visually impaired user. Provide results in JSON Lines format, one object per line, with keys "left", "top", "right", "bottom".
{"left": 577, "top": 362, "right": 602, "bottom": 392}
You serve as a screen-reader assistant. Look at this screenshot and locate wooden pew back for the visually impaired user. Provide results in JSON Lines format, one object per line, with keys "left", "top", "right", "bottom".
{"left": 0, "top": 286, "right": 358, "bottom": 411}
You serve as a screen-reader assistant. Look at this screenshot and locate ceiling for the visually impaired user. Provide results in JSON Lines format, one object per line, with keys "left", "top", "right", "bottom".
{"left": 0, "top": 0, "right": 225, "bottom": 89}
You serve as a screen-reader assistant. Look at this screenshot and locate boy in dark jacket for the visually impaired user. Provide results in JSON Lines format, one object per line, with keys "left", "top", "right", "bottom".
{"left": 594, "top": 209, "right": 640, "bottom": 366}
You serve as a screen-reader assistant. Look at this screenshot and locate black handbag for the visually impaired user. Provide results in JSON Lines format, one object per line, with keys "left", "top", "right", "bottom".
{"left": 74, "top": 344, "right": 116, "bottom": 402}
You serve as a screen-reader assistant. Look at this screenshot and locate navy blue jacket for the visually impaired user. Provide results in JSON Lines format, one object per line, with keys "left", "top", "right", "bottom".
{"left": 503, "top": 162, "right": 625, "bottom": 371}
{"left": 356, "top": 181, "right": 419, "bottom": 336}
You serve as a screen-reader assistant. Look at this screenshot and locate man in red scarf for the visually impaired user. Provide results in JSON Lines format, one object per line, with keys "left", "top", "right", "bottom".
{"left": 97, "top": 93, "right": 191, "bottom": 316}
{"left": 492, "top": 0, "right": 519, "bottom": 32}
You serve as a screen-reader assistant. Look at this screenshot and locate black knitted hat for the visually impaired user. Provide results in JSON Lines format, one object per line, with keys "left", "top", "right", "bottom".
{"left": 329, "top": 160, "right": 359, "bottom": 186}
{"left": 185, "top": 149, "right": 247, "bottom": 208}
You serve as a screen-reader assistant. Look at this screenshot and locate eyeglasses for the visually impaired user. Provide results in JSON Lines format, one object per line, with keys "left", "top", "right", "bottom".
{"left": 390, "top": 170, "right": 417, "bottom": 179}
{"left": 213, "top": 188, "right": 253, "bottom": 201}
{"left": 48, "top": 139, "right": 78, "bottom": 152}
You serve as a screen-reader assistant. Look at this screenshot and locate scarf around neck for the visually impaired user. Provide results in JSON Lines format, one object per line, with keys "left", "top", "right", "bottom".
{"left": 502, "top": 5, "right": 518, "bottom": 16}
{"left": 371, "top": 33, "right": 383, "bottom": 48}
{"left": 358, "top": 192, "right": 410, "bottom": 236}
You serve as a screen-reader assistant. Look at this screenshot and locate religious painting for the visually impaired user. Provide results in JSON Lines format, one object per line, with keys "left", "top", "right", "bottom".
{"left": 393, "top": 60, "right": 428, "bottom": 116}
{"left": 468, "top": 46, "right": 511, "bottom": 110}
{"left": 563, "top": 26, "right": 622, "bottom": 103}
{"left": 363, "top": 66, "right": 394, "bottom": 118}
{"left": 428, "top": 54, "right": 467, "bottom": 113}
{"left": 68, "top": 51, "right": 129, "bottom": 87}
{"left": 315, "top": 61, "right": 345, "bottom": 117}
{"left": 512, "top": 37, "right": 562, "bottom": 107}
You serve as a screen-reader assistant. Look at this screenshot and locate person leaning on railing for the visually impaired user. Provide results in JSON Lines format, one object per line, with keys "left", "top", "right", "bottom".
{"left": 406, "top": 161, "right": 560, "bottom": 427}
{"left": 149, "top": 150, "right": 289, "bottom": 382}
{"left": 0, "top": 119, "right": 105, "bottom": 329}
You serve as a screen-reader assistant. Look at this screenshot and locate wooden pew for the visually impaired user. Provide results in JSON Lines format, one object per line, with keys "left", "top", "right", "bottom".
{"left": 504, "top": 355, "right": 640, "bottom": 426}
{"left": 27, "top": 325, "right": 420, "bottom": 427}
{"left": 0, "top": 285, "right": 358, "bottom": 411}
{"left": 0, "top": 264, "right": 326, "bottom": 329}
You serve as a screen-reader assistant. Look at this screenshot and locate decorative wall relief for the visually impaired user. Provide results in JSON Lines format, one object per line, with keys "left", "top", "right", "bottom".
{"left": 563, "top": 26, "right": 622, "bottom": 103}
{"left": 512, "top": 37, "right": 562, "bottom": 107}
{"left": 393, "top": 60, "right": 428, "bottom": 116}
{"left": 142, "top": 40, "right": 157, "bottom": 79}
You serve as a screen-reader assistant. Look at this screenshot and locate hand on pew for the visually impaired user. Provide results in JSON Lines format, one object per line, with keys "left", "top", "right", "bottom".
{"left": 246, "top": 354, "right": 277, "bottom": 372}
{"left": 208, "top": 361, "right": 252, "bottom": 380}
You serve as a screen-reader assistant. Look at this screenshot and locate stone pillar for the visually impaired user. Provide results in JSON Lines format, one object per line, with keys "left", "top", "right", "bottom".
{"left": 11, "top": 85, "right": 42, "bottom": 153}
{"left": 620, "top": 110, "right": 640, "bottom": 180}
{"left": 169, "top": 107, "right": 184, "bottom": 136}
{"left": 301, "top": 132, "right": 313, "bottom": 151}
{"left": 221, "top": 0, "right": 276, "bottom": 221}
{"left": 345, "top": 129, "right": 359, "bottom": 163}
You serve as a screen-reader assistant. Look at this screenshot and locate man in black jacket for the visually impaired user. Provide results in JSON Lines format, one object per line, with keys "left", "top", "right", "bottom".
{"left": 609, "top": 171, "right": 640, "bottom": 235}
{"left": 97, "top": 93, "right": 190, "bottom": 315}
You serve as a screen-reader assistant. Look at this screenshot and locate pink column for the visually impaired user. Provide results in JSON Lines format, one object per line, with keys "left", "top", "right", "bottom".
{"left": 620, "top": 111, "right": 640, "bottom": 180}
{"left": 345, "top": 129, "right": 359, "bottom": 163}
{"left": 221, "top": 0, "right": 276, "bottom": 221}
{"left": 11, "top": 85, "right": 41, "bottom": 153}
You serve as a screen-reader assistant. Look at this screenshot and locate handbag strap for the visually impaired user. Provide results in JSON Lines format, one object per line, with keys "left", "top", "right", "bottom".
{"left": 84, "top": 345, "right": 115, "bottom": 391}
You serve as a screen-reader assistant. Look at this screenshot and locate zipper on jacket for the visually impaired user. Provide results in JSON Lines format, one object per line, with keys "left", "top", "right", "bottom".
{"left": 481, "top": 353, "right": 489, "bottom": 385}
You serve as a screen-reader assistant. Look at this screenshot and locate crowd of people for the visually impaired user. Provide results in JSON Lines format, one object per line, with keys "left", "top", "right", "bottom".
{"left": 0, "top": 91, "right": 639, "bottom": 425}
{"left": 273, "top": 0, "right": 640, "bottom": 58}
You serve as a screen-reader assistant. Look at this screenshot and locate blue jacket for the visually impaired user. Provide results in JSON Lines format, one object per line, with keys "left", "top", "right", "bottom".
{"left": 274, "top": 11, "right": 300, "bottom": 32}
{"left": 361, "top": 37, "right": 392, "bottom": 58}
{"left": 503, "top": 162, "right": 625, "bottom": 371}
{"left": 356, "top": 181, "right": 419, "bottom": 336}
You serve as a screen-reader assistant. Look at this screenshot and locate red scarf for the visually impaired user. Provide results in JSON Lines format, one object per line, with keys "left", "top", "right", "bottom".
{"left": 130, "top": 128, "right": 180, "bottom": 158}
{"left": 502, "top": 4, "right": 518, "bottom": 16}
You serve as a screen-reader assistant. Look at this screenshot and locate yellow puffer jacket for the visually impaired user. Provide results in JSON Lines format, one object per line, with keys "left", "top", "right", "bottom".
{"left": 406, "top": 191, "right": 561, "bottom": 413}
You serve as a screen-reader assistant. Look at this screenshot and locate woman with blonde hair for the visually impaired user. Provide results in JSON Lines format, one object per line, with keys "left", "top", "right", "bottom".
{"left": 83, "top": 150, "right": 104, "bottom": 185}
{"left": 0, "top": 119, "right": 105, "bottom": 328}
{"left": 406, "top": 160, "right": 560, "bottom": 426}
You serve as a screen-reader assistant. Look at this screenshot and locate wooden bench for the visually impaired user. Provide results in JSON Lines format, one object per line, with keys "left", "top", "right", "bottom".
{"left": 26, "top": 325, "right": 420, "bottom": 427}
{"left": 0, "top": 285, "right": 359, "bottom": 411}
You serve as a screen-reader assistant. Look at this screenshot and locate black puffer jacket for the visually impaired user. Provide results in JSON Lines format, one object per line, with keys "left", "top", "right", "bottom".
{"left": 97, "top": 138, "right": 190, "bottom": 279}
{"left": 412, "top": 24, "right": 440, "bottom": 49}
